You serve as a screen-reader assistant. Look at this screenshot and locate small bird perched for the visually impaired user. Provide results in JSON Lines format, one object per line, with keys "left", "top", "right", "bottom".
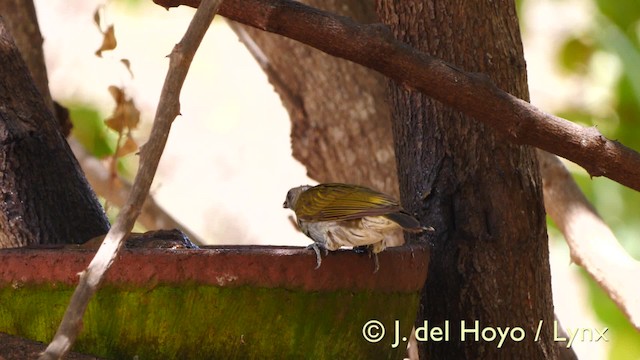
{"left": 283, "top": 183, "right": 430, "bottom": 271}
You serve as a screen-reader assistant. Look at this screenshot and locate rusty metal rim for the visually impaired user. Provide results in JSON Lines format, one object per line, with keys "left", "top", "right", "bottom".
{"left": 0, "top": 244, "right": 429, "bottom": 292}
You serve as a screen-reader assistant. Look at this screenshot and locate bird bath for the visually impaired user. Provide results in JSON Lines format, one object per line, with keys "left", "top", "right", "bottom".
{"left": 0, "top": 244, "right": 429, "bottom": 359}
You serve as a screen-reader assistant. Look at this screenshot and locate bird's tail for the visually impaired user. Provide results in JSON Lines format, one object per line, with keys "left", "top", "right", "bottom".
{"left": 384, "top": 211, "right": 434, "bottom": 233}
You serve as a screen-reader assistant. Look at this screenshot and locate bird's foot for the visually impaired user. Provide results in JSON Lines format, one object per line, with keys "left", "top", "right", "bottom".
{"left": 307, "top": 243, "right": 328, "bottom": 269}
{"left": 352, "top": 245, "right": 379, "bottom": 273}
{"left": 352, "top": 245, "right": 369, "bottom": 254}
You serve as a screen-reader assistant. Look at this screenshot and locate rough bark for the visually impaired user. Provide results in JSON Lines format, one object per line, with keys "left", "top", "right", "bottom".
{"left": 376, "top": 1, "right": 556, "bottom": 358}
{"left": 0, "top": 4, "right": 53, "bottom": 114}
{"left": 0, "top": 18, "right": 110, "bottom": 247}
{"left": 230, "top": 1, "right": 399, "bottom": 197}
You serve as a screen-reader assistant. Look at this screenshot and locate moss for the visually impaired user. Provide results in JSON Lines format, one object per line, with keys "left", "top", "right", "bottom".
{"left": 0, "top": 283, "right": 419, "bottom": 359}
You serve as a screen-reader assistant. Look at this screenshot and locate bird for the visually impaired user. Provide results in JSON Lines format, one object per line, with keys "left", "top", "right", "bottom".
{"left": 283, "top": 183, "right": 431, "bottom": 272}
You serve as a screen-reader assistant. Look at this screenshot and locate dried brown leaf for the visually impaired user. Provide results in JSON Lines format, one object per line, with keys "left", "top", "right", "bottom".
{"left": 118, "top": 135, "right": 138, "bottom": 157}
{"left": 105, "top": 114, "right": 124, "bottom": 133}
{"left": 108, "top": 85, "right": 124, "bottom": 103}
{"left": 120, "top": 59, "right": 134, "bottom": 78}
{"left": 105, "top": 87, "right": 140, "bottom": 133}
{"left": 106, "top": 100, "right": 140, "bottom": 132}
{"left": 122, "top": 100, "right": 140, "bottom": 130}
{"left": 95, "top": 25, "right": 117, "bottom": 57}
{"left": 93, "top": 8, "right": 101, "bottom": 30}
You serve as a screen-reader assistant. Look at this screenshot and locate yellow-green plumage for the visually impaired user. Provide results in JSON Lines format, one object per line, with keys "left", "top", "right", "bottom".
{"left": 283, "top": 183, "right": 428, "bottom": 271}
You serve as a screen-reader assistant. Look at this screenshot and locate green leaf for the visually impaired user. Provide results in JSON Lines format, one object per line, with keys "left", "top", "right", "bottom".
{"left": 558, "top": 36, "right": 594, "bottom": 74}
{"left": 594, "top": 15, "right": 640, "bottom": 108}
{"left": 614, "top": 77, "right": 640, "bottom": 146}
{"left": 583, "top": 269, "right": 640, "bottom": 360}
{"left": 68, "top": 104, "right": 118, "bottom": 158}
{"left": 594, "top": 0, "right": 640, "bottom": 35}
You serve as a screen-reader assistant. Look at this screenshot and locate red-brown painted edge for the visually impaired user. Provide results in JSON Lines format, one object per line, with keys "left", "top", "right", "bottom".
{"left": 0, "top": 244, "right": 429, "bottom": 292}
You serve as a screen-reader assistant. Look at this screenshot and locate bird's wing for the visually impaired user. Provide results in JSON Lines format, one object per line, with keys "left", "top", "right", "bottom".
{"left": 295, "top": 183, "right": 402, "bottom": 221}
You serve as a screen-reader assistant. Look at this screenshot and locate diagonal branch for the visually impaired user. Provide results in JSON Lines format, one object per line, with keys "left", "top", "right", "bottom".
{"left": 539, "top": 150, "right": 640, "bottom": 330}
{"left": 154, "top": 0, "right": 640, "bottom": 192}
{"left": 38, "top": 0, "right": 224, "bottom": 358}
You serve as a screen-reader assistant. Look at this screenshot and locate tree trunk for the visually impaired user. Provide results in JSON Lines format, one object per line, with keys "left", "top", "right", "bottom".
{"left": 0, "top": 3, "right": 54, "bottom": 114}
{"left": 376, "top": 1, "right": 556, "bottom": 358}
{"left": 233, "top": 1, "right": 399, "bottom": 197}
{"left": 0, "top": 18, "right": 110, "bottom": 247}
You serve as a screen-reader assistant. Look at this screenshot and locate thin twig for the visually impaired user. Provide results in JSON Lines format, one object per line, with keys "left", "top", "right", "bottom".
{"left": 38, "top": 0, "right": 224, "bottom": 358}
{"left": 539, "top": 150, "right": 640, "bottom": 330}
{"left": 154, "top": 0, "right": 640, "bottom": 192}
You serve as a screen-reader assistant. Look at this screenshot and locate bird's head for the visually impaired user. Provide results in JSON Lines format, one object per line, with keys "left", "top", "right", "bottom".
{"left": 283, "top": 185, "right": 313, "bottom": 210}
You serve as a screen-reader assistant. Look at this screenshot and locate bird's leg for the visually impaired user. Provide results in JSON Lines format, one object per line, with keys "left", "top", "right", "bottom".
{"left": 307, "top": 243, "right": 328, "bottom": 269}
{"left": 364, "top": 246, "right": 380, "bottom": 273}
{"left": 372, "top": 251, "right": 380, "bottom": 273}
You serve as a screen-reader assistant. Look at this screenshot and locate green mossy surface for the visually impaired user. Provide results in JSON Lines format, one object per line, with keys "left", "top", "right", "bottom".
{"left": 0, "top": 283, "right": 419, "bottom": 359}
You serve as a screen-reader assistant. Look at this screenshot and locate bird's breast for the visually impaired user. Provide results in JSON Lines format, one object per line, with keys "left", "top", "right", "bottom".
{"left": 299, "top": 216, "right": 403, "bottom": 251}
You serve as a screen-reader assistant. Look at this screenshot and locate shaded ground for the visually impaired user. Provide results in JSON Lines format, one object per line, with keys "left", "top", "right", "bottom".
{"left": 0, "top": 332, "right": 103, "bottom": 360}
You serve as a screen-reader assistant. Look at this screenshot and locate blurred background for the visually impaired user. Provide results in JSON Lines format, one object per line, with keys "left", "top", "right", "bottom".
{"left": 34, "top": 0, "right": 640, "bottom": 358}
